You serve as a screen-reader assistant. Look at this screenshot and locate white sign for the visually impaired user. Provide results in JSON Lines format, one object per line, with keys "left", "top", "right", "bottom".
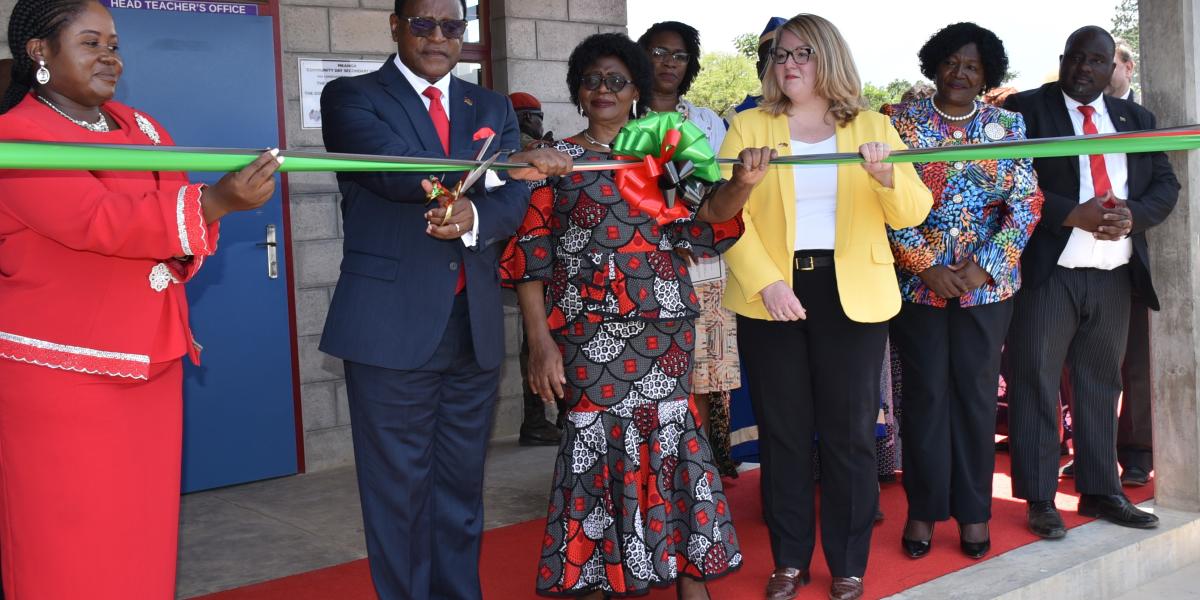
{"left": 298, "top": 58, "right": 385, "bottom": 129}
{"left": 690, "top": 255, "right": 726, "bottom": 284}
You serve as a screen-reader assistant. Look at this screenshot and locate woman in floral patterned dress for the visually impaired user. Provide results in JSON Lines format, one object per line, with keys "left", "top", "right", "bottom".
{"left": 882, "top": 22, "right": 1041, "bottom": 560}
{"left": 501, "top": 32, "right": 773, "bottom": 600}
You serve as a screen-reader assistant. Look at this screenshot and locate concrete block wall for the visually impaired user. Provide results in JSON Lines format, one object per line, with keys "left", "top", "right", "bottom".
{"left": 489, "top": 0, "right": 627, "bottom": 142}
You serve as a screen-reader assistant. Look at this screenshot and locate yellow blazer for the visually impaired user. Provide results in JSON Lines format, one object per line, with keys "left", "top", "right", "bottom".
{"left": 719, "top": 108, "right": 933, "bottom": 323}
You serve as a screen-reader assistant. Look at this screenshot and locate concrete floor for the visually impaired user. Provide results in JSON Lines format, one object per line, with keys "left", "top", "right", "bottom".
{"left": 175, "top": 439, "right": 559, "bottom": 599}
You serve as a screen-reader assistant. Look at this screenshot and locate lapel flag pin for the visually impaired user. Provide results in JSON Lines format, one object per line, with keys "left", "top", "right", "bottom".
{"left": 1119, "top": 116, "right": 1127, "bottom": 122}
{"left": 464, "top": 97, "right": 474, "bottom": 106}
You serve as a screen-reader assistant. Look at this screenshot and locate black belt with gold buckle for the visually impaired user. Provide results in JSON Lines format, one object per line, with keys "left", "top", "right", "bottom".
{"left": 793, "top": 252, "right": 834, "bottom": 271}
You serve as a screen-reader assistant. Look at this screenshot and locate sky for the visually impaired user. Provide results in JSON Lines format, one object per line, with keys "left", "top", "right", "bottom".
{"left": 628, "top": 1, "right": 1122, "bottom": 92}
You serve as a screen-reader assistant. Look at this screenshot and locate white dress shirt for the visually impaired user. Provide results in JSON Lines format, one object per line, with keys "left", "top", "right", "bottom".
{"left": 394, "top": 56, "right": 498, "bottom": 248}
{"left": 1056, "top": 92, "right": 1132, "bottom": 269}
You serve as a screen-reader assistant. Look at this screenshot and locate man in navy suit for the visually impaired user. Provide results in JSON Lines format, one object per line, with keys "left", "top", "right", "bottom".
{"left": 1004, "top": 26, "right": 1178, "bottom": 540}
{"left": 318, "top": 1, "right": 568, "bottom": 597}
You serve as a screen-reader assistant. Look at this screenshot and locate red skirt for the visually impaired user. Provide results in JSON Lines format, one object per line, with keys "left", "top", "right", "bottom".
{"left": 0, "top": 359, "right": 183, "bottom": 599}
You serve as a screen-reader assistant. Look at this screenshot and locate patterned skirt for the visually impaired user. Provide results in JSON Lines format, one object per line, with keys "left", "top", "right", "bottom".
{"left": 536, "top": 319, "right": 742, "bottom": 596}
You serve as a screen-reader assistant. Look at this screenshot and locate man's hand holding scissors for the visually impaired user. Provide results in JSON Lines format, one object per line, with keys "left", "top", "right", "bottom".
{"left": 421, "top": 133, "right": 501, "bottom": 241}
{"left": 422, "top": 181, "right": 476, "bottom": 240}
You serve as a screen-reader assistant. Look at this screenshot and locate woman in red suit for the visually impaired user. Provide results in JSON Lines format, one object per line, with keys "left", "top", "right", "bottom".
{"left": 0, "top": 1, "right": 281, "bottom": 597}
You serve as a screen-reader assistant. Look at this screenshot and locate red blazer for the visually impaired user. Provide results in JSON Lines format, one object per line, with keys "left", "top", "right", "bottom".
{"left": 0, "top": 94, "right": 219, "bottom": 379}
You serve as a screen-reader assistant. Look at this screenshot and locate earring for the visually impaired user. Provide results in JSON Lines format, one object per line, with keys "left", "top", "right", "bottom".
{"left": 631, "top": 99, "right": 638, "bottom": 117}
{"left": 578, "top": 104, "right": 585, "bottom": 117}
{"left": 35, "top": 59, "right": 49, "bottom": 85}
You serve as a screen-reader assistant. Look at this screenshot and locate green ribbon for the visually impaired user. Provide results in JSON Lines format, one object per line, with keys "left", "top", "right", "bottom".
{"left": 0, "top": 126, "right": 1196, "bottom": 173}
{"left": 609, "top": 111, "right": 722, "bottom": 182}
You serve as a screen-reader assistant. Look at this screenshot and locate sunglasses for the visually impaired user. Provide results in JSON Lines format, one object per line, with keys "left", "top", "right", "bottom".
{"left": 649, "top": 47, "right": 690, "bottom": 64}
{"left": 773, "top": 46, "right": 816, "bottom": 65}
{"left": 518, "top": 110, "right": 544, "bottom": 119}
{"left": 580, "top": 73, "right": 630, "bottom": 93}
{"left": 401, "top": 16, "right": 469, "bottom": 40}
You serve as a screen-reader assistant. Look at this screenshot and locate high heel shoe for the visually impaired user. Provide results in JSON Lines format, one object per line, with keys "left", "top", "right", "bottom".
{"left": 959, "top": 522, "right": 990, "bottom": 559}
{"left": 901, "top": 520, "right": 933, "bottom": 558}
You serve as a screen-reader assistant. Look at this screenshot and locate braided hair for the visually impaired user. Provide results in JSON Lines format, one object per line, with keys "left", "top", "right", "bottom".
{"left": 2, "top": 0, "right": 90, "bottom": 114}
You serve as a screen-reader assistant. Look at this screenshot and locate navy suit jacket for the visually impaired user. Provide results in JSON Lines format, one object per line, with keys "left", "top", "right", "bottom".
{"left": 318, "top": 56, "right": 530, "bottom": 371}
{"left": 1004, "top": 82, "right": 1179, "bottom": 310}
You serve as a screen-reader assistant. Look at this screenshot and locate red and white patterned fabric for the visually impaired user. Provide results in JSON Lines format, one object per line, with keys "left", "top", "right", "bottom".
{"left": 501, "top": 140, "right": 744, "bottom": 596}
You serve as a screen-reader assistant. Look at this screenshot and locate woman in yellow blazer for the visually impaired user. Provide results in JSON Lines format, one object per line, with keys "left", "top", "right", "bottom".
{"left": 719, "top": 14, "right": 932, "bottom": 600}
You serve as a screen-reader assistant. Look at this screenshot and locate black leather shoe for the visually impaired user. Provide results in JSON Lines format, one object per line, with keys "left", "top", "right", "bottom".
{"left": 518, "top": 419, "right": 561, "bottom": 446}
{"left": 1121, "top": 467, "right": 1152, "bottom": 487}
{"left": 959, "top": 522, "right": 990, "bottom": 559}
{"left": 901, "top": 520, "right": 933, "bottom": 558}
{"left": 1060, "top": 460, "right": 1075, "bottom": 478}
{"left": 1027, "top": 501, "right": 1067, "bottom": 539}
{"left": 1078, "top": 494, "right": 1160, "bottom": 528}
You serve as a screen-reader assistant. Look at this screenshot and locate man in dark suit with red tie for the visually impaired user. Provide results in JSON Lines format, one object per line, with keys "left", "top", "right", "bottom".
{"left": 1003, "top": 26, "right": 1179, "bottom": 539}
{"left": 318, "top": 1, "right": 568, "bottom": 597}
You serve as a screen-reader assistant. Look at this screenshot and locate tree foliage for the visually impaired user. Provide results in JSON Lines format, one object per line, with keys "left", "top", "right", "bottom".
{"left": 733, "top": 33, "right": 759, "bottom": 60}
{"left": 687, "top": 51, "right": 760, "bottom": 118}
{"left": 1111, "top": 0, "right": 1139, "bottom": 56}
{"left": 862, "top": 79, "right": 914, "bottom": 111}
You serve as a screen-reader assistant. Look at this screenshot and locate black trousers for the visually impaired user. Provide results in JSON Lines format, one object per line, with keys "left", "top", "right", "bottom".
{"left": 1118, "top": 297, "right": 1153, "bottom": 471}
{"left": 891, "top": 299, "right": 1013, "bottom": 524}
{"left": 1008, "top": 266, "right": 1130, "bottom": 501}
{"left": 738, "top": 263, "right": 886, "bottom": 578}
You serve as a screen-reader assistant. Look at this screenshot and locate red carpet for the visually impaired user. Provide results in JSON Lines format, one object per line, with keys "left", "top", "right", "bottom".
{"left": 199, "top": 454, "right": 1153, "bottom": 600}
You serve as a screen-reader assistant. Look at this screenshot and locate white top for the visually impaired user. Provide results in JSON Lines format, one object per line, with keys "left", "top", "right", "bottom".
{"left": 393, "top": 55, "right": 500, "bottom": 247}
{"left": 1057, "top": 92, "right": 1132, "bottom": 270}
{"left": 681, "top": 99, "right": 730, "bottom": 282}
{"left": 682, "top": 99, "right": 726, "bottom": 155}
{"left": 791, "top": 136, "right": 838, "bottom": 251}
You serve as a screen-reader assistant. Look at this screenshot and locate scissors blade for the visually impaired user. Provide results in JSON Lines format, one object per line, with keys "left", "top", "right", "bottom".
{"left": 474, "top": 134, "right": 496, "bottom": 160}
{"left": 456, "top": 151, "right": 502, "bottom": 194}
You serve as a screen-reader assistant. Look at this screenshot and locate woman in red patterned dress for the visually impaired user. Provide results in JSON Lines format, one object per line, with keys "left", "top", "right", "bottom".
{"left": 502, "top": 33, "right": 773, "bottom": 599}
{"left": 0, "top": 1, "right": 280, "bottom": 597}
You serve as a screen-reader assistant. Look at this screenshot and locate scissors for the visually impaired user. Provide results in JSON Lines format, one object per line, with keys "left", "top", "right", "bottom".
{"left": 427, "top": 134, "right": 501, "bottom": 225}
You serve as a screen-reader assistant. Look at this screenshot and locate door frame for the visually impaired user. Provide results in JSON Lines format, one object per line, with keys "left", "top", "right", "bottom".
{"left": 259, "top": 0, "right": 307, "bottom": 474}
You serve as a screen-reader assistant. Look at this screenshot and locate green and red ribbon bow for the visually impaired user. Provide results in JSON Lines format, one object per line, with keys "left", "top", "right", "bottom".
{"left": 609, "top": 112, "right": 721, "bottom": 224}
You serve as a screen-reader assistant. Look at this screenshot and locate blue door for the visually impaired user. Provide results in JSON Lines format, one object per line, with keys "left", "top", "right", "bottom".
{"left": 108, "top": 3, "right": 300, "bottom": 492}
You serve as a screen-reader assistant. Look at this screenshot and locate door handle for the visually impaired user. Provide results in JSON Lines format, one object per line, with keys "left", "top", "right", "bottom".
{"left": 255, "top": 224, "right": 279, "bottom": 279}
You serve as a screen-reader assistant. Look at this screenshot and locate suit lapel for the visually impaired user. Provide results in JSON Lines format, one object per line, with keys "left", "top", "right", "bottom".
{"left": 379, "top": 56, "right": 444, "bottom": 155}
{"left": 448, "top": 77, "right": 475, "bottom": 159}
{"left": 1043, "top": 83, "right": 1080, "bottom": 182}
{"left": 1106, "top": 96, "right": 1141, "bottom": 195}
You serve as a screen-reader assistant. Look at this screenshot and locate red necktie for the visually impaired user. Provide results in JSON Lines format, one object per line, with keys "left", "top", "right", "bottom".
{"left": 423, "top": 86, "right": 465, "bottom": 294}
{"left": 423, "top": 86, "right": 450, "bottom": 155}
{"left": 1077, "top": 105, "right": 1112, "bottom": 197}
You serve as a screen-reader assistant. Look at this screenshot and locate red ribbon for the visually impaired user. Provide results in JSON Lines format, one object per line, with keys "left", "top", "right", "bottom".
{"left": 613, "top": 128, "right": 691, "bottom": 225}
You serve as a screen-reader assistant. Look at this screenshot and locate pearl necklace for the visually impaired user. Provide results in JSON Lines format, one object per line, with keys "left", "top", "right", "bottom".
{"left": 37, "top": 95, "right": 109, "bottom": 132}
{"left": 931, "top": 98, "right": 979, "bottom": 122}
{"left": 582, "top": 130, "right": 611, "bottom": 151}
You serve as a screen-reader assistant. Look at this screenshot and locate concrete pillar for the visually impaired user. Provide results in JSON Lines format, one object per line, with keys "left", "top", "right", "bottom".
{"left": 1140, "top": 0, "right": 1200, "bottom": 511}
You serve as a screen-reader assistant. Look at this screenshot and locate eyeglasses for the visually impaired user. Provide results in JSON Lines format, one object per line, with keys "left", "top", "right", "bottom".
{"left": 773, "top": 47, "right": 816, "bottom": 65}
{"left": 519, "top": 110, "right": 544, "bottom": 119}
{"left": 401, "top": 16, "right": 469, "bottom": 40}
{"left": 649, "top": 47, "right": 690, "bottom": 64}
{"left": 580, "top": 73, "right": 630, "bottom": 93}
